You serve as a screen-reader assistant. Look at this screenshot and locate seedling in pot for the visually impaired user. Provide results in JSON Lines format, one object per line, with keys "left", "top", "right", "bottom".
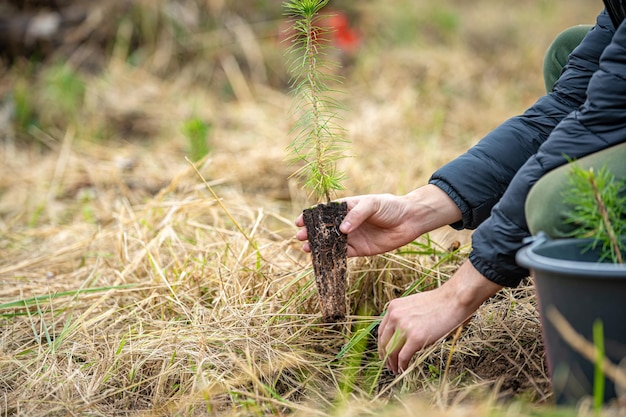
{"left": 563, "top": 163, "right": 626, "bottom": 264}
{"left": 284, "top": 0, "right": 351, "bottom": 323}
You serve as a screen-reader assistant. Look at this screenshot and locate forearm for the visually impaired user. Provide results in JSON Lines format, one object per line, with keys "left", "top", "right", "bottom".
{"left": 444, "top": 260, "right": 503, "bottom": 312}
{"left": 403, "top": 184, "right": 462, "bottom": 236}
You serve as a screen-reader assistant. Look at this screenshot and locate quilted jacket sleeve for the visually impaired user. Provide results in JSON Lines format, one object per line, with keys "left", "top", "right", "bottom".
{"left": 426, "top": 10, "right": 626, "bottom": 287}
{"left": 470, "top": 15, "right": 626, "bottom": 287}
{"left": 429, "top": 10, "right": 614, "bottom": 231}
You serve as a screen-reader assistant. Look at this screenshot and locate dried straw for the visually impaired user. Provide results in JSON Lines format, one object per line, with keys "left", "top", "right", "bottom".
{"left": 0, "top": 1, "right": 609, "bottom": 416}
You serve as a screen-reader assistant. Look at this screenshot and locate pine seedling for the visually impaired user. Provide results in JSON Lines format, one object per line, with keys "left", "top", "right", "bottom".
{"left": 284, "top": 0, "right": 349, "bottom": 203}
{"left": 563, "top": 164, "right": 626, "bottom": 263}
{"left": 283, "top": 0, "right": 352, "bottom": 323}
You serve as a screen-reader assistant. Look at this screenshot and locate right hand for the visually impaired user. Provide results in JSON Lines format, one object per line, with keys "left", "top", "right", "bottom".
{"left": 295, "top": 184, "right": 462, "bottom": 257}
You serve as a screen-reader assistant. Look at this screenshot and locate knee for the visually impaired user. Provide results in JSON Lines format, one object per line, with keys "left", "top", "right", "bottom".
{"left": 525, "top": 164, "right": 574, "bottom": 238}
{"left": 543, "top": 25, "right": 592, "bottom": 92}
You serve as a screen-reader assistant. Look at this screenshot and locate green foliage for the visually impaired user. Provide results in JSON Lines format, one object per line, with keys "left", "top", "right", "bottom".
{"left": 13, "top": 78, "right": 37, "bottom": 133}
{"left": 182, "top": 117, "right": 212, "bottom": 162}
{"left": 0, "top": 285, "right": 135, "bottom": 318}
{"left": 428, "top": 6, "right": 460, "bottom": 40}
{"left": 338, "top": 303, "right": 383, "bottom": 399}
{"left": 40, "top": 62, "right": 85, "bottom": 127}
{"left": 379, "top": 3, "right": 459, "bottom": 47}
{"left": 284, "top": 0, "right": 349, "bottom": 202}
{"left": 11, "top": 62, "right": 85, "bottom": 138}
{"left": 563, "top": 163, "right": 626, "bottom": 263}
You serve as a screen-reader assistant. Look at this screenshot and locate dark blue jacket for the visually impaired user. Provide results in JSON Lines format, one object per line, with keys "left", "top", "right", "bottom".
{"left": 429, "top": 10, "right": 626, "bottom": 287}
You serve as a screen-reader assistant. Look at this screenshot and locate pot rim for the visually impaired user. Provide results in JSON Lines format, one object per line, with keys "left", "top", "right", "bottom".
{"left": 516, "top": 232, "right": 626, "bottom": 278}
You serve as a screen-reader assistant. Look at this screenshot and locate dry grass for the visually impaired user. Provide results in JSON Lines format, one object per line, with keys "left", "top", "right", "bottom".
{"left": 0, "top": 1, "right": 617, "bottom": 416}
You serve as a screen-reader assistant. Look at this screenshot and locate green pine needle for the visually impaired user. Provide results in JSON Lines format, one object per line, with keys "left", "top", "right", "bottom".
{"left": 563, "top": 163, "right": 626, "bottom": 263}
{"left": 283, "top": 0, "right": 349, "bottom": 203}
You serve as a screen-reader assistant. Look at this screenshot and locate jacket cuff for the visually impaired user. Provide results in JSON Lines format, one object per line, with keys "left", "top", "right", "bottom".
{"left": 428, "top": 178, "right": 469, "bottom": 230}
{"left": 469, "top": 252, "right": 528, "bottom": 288}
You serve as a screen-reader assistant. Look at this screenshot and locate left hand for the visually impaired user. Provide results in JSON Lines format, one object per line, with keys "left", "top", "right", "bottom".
{"left": 378, "top": 260, "right": 502, "bottom": 374}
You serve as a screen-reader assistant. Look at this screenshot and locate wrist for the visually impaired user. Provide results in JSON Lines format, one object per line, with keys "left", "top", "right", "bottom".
{"left": 403, "top": 184, "right": 462, "bottom": 236}
{"left": 445, "top": 260, "right": 503, "bottom": 311}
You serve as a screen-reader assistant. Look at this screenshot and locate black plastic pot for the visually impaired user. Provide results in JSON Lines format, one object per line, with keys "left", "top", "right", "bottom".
{"left": 516, "top": 234, "right": 626, "bottom": 405}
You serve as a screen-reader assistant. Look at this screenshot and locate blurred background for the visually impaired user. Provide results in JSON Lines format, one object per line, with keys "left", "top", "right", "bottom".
{"left": 0, "top": 2, "right": 606, "bottom": 414}
{"left": 0, "top": 0, "right": 598, "bottom": 211}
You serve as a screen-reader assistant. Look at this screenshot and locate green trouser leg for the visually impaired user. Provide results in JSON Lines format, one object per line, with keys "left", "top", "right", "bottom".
{"left": 526, "top": 24, "right": 626, "bottom": 238}
{"left": 543, "top": 25, "right": 592, "bottom": 92}
{"left": 526, "top": 144, "right": 626, "bottom": 237}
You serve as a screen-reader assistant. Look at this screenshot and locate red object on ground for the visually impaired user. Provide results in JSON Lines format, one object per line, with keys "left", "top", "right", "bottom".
{"left": 280, "top": 9, "right": 362, "bottom": 55}
{"left": 321, "top": 12, "right": 361, "bottom": 53}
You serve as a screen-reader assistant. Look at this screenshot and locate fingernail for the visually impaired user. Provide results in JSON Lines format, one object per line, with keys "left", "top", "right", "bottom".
{"left": 340, "top": 221, "right": 351, "bottom": 234}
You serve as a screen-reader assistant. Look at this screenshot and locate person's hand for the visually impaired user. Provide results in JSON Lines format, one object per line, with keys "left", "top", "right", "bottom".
{"left": 377, "top": 260, "right": 503, "bottom": 374}
{"left": 295, "top": 184, "right": 462, "bottom": 257}
{"left": 296, "top": 193, "right": 419, "bottom": 257}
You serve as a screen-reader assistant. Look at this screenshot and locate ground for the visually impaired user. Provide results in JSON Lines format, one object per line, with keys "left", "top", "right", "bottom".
{"left": 0, "top": 1, "right": 613, "bottom": 416}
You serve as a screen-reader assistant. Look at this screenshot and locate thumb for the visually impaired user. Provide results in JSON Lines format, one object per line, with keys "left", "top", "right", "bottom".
{"left": 339, "top": 218, "right": 354, "bottom": 234}
{"left": 340, "top": 198, "right": 373, "bottom": 234}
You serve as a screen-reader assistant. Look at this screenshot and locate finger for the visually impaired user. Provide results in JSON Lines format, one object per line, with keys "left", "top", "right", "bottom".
{"left": 340, "top": 198, "right": 374, "bottom": 234}
{"left": 397, "top": 338, "right": 421, "bottom": 374}
{"left": 335, "top": 196, "right": 358, "bottom": 209}
{"left": 302, "top": 242, "right": 311, "bottom": 253}
{"left": 387, "top": 354, "right": 399, "bottom": 375}
{"left": 377, "top": 314, "right": 390, "bottom": 360}
{"left": 295, "top": 214, "right": 304, "bottom": 227}
{"left": 296, "top": 227, "right": 308, "bottom": 241}
{"left": 339, "top": 220, "right": 353, "bottom": 235}
{"left": 379, "top": 328, "right": 406, "bottom": 374}
{"left": 384, "top": 331, "right": 406, "bottom": 375}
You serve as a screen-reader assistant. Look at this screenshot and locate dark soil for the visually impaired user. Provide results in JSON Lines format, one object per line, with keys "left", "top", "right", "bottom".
{"left": 468, "top": 347, "right": 550, "bottom": 400}
{"left": 302, "top": 201, "right": 348, "bottom": 323}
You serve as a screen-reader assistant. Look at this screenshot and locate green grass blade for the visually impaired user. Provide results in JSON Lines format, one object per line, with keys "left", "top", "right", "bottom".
{"left": 593, "top": 319, "right": 605, "bottom": 416}
{"left": 0, "top": 284, "right": 137, "bottom": 315}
